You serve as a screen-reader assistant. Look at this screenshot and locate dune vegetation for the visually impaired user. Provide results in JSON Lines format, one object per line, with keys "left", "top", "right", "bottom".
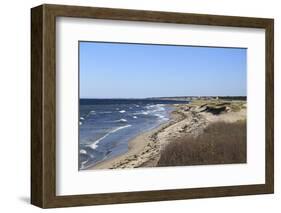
{"left": 157, "top": 120, "right": 246, "bottom": 167}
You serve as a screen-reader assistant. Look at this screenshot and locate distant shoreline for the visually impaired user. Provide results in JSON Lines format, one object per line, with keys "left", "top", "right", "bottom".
{"left": 80, "top": 96, "right": 246, "bottom": 101}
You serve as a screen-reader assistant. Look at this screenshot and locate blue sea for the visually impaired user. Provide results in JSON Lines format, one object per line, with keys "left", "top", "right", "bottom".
{"left": 79, "top": 99, "right": 188, "bottom": 170}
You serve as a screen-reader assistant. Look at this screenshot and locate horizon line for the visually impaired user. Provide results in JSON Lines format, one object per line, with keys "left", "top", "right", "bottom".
{"left": 80, "top": 95, "right": 247, "bottom": 99}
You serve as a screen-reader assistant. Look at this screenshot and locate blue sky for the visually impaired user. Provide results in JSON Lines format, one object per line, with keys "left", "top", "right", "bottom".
{"left": 79, "top": 42, "right": 246, "bottom": 98}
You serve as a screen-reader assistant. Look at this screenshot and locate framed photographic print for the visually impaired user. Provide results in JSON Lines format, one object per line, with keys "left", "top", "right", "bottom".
{"left": 31, "top": 4, "right": 274, "bottom": 208}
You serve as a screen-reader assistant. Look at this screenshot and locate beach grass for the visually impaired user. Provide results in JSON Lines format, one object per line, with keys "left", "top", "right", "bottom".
{"left": 157, "top": 120, "right": 246, "bottom": 167}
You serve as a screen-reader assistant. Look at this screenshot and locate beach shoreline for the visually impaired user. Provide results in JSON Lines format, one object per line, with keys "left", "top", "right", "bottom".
{"left": 90, "top": 108, "right": 185, "bottom": 169}
{"left": 89, "top": 100, "right": 246, "bottom": 170}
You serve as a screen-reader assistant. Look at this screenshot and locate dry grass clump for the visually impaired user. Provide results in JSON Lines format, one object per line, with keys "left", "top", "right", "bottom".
{"left": 157, "top": 121, "right": 246, "bottom": 167}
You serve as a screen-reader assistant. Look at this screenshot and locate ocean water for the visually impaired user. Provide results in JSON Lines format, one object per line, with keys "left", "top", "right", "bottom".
{"left": 79, "top": 99, "right": 188, "bottom": 170}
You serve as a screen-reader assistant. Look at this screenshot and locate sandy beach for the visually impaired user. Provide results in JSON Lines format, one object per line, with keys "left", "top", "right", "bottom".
{"left": 90, "top": 99, "right": 246, "bottom": 169}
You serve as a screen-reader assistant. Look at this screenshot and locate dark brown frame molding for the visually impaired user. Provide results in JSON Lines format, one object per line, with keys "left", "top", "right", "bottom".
{"left": 31, "top": 4, "right": 274, "bottom": 208}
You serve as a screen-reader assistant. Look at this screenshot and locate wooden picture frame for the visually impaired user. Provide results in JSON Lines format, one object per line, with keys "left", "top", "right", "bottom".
{"left": 31, "top": 4, "right": 274, "bottom": 208}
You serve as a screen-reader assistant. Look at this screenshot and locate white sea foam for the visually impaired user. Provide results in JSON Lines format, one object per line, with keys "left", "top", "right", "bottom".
{"left": 87, "top": 125, "right": 132, "bottom": 150}
{"left": 80, "top": 159, "right": 89, "bottom": 169}
{"left": 80, "top": 117, "right": 84, "bottom": 120}
{"left": 113, "top": 118, "right": 127, "bottom": 123}
{"left": 79, "top": 122, "right": 82, "bottom": 125}
{"left": 151, "top": 104, "right": 165, "bottom": 112}
{"left": 133, "top": 116, "right": 137, "bottom": 119}
{"left": 145, "top": 105, "right": 153, "bottom": 109}
{"left": 134, "top": 104, "right": 167, "bottom": 117}
{"left": 88, "top": 141, "right": 99, "bottom": 150}
{"left": 80, "top": 149, "right": 87, "bottom": 154}
{"left": 155, "top": 113, "right": 169, "bottom": 121}
{"left": 156, "top": 104, "right": 165, "bottom": 111}
{"left": 134, "top": 111, "right": 149, "bottom": 115}
{"left": 143, "top": 104, "right": 165, "bottom": 113}
{"left": 119, "top": 110, "right": 126, "bottom": 113}
{"left": 119, "top": 118, "right": 127, "bottom": 122}
{"left": 154, "top": 113, "right": 165, "bottom": 119}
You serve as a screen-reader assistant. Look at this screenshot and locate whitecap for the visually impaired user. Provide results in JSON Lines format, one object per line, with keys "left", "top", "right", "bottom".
{"left": 119, "top": 110, "right": 126, "bottom": 113}
{"left": 89, "top": 142, "right": 99, "bottom": 150}
{"left": 80, "top": 117, "right": 85, "bottom": 120}
{"left": 87, "top": 125, "right": 132, "bottom": 150}
{"left": 134, "top": 111, "right": 149, "bottom": 115}
{"left": 156, "top": 105, "right": 165, "bottom": 111}
{"left": 155, "top": 113, "right": 169, "bottom": 121}
{"left": 145, "top": 105, "right": 155, "bottom": 109}
{"left": 90, "top": 110, "right": 96, "bottom": 115}
{"left": 80, "top": 149, "right": 87, "bottom": 154}
{"left": 133, "top": 116, "right": 137, "bottom": 119}
{"left": 113, "top": 118, "right": 127, "bottom": 123}
{"left": 79, "top": 122, "right": 82, "bottom": 125}
{"left": 80, "top": 159, "right": 89, "bottom": 169}
{"left": 111, "top": 124, "right": 131, "bottom": 132}
{"left": 142, "top": 104, "right": 166, "bottom": 115}
{"left": 155, "top": 113, "right": 165, "bottom": 119}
